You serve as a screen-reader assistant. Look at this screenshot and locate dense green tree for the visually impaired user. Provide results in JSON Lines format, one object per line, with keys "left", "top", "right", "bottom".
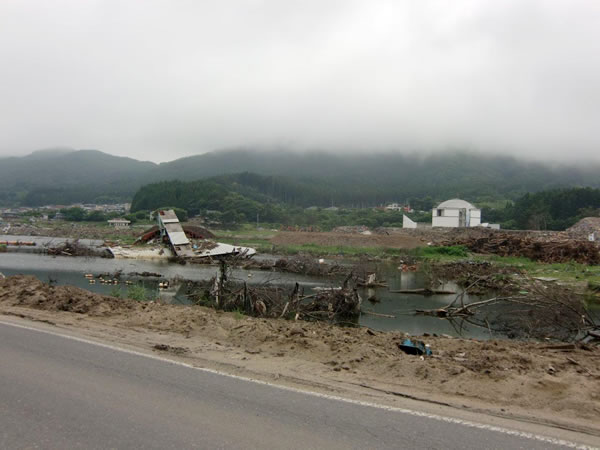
{"left": 490, "top": 188, "right": 600, "bottom": 230}
{"left": 85, "top": 211, "right": 106, "bottom": 222}
{"left": 60, "top": 207, "right": 86, "bottom": 221}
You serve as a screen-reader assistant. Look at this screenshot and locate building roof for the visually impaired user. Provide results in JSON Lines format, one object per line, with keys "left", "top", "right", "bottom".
{"left": 158, "top": 209, "right": 179, "bottom": 224}
{"left": 107, "top": 219, "right": 131, "bottom": 223}
{"left": 436, "top": 198, "right": 478, "bottom": 210}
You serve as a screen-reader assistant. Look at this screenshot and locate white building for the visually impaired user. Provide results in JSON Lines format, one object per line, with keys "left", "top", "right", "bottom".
{"left": 432, "top": 199, "right": 481, "bottom": 228}
{"left": 107, "top": 218, "right": 131, "bottom": 228}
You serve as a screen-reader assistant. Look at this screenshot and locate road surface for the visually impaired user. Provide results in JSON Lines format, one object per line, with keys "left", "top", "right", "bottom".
{"left": 0, "top": 321, "right": 588, "bottom": 449}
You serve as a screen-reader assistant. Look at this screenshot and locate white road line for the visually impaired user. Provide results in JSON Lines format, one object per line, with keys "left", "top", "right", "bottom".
{"left": 0, "top": 320, "right": 594, "bottom": 449}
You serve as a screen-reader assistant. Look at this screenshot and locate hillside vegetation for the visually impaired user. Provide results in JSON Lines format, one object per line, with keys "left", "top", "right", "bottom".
{"left": 2, "top": 148, "right": 600, "bottom": 209}
{"left": 0, "top": 149, "right": 154, "bottom": 205}
{"left": 132, "top": 175, "right": 600, "bottom": 231}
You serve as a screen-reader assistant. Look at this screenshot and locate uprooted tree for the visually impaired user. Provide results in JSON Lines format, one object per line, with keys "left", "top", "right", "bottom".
{"left": 417, "top": 275, "right": 598, "bottom": 342}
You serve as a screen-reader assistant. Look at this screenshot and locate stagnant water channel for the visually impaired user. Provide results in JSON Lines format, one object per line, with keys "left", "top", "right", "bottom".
{"left": 0, "top": 248, "right": 496, "bottom": 339}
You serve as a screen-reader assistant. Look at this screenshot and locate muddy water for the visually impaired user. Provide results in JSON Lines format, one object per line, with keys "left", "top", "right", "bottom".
{"left": 0, "top": 251, "right": 493, "bottom": 339}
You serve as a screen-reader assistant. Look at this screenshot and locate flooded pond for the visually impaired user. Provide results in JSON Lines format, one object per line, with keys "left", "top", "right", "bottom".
{"left": 0, "top": 251, "right": 494, "bottom": 339}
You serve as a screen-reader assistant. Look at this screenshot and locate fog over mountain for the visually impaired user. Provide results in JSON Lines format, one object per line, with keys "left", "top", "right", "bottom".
{"left": 1, "top": 148, "right": 600, "bottom": 208}
{"left": 1, "top": 1, "right": 599, "bottom": 162}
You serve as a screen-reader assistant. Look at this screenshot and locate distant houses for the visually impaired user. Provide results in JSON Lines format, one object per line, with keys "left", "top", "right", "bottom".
{"left": 385, "top": 203, "right": 413, "bottom": 213}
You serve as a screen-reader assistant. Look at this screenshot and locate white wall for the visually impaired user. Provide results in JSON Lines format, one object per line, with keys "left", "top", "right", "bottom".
{"left": 432, "top": 207, "right": 483, "bottom": 227}
{"left": 432, "top": 216, "right": 460, "bottom": 227}
{"left": 403, "top": 214, "right": 417, "bottom": 229}
{"left": 468, "top": 209, "right": 481, "bottom": 227}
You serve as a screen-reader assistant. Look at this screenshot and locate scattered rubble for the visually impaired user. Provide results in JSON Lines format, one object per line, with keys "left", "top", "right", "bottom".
{"left": 430, "top": 261, "right": 518, "bottom": 294}
{"left": 46, "top": 240, "right": 113, "bottom": 258}
{"left": 187, "top": 264, "right": 361, "bottom": 323}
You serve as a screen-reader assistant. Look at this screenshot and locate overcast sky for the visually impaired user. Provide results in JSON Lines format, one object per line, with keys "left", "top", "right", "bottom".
{"left": 1, "top": 0, "right": 599, "bottom": 162}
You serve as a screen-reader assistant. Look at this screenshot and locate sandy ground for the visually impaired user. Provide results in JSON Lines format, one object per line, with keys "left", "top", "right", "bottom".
{"left": 270, "top": 227, "right": 576, "bottom": 249}
{"left": 271, "top": 231, "right": 425, "bottom": 249}
{"left": 1, "top": 275, "right": 599, "bottom": 439}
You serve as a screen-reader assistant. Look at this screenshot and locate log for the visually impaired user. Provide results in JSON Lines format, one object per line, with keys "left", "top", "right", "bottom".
{"left": 415, "top": 308, "right": 448, "bottom": 317}
{"left": 362, "top": 310, "right": 396, "bottom": 318}
{"left": 588, "top": 330, "right": 600, "bottom": 339}
{"left": 390, "top": 288, "right": 456, "bottom": 295}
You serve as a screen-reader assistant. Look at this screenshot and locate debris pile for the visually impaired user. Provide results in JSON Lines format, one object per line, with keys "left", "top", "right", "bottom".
{"left": 441, "top": 233, "right": 600, "bottom": 264}
{"left": 430, "top": 261, "right": 517, "bottom": 293}
{"left": 46, "top": 240, "right": 113, "bottom": 258}
{"left": 188, "top": 263, "right": 361, "bottom": 323}
{"left": 231, "top": 256, "right": 351, "bottom": 277}
{"left": 272, "top": 256, "right": 349, "bottom": 276}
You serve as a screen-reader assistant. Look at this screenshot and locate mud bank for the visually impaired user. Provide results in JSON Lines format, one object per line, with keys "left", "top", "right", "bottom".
{"left": 1, "top": 275, "right": 599, "bottom": 437}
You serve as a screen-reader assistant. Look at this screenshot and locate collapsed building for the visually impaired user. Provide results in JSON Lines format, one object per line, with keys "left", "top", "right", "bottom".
{"left": 110, "top": 209, "right": 255, "bottom": 259}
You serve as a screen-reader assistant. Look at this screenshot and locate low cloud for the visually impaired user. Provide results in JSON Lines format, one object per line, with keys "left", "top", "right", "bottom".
{"left": 1, "top": 0, "right": 599, "bottom": 162}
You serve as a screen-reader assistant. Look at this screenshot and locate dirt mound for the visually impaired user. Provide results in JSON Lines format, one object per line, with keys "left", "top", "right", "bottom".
{"left": 271, "top": 231, "right": 423, "bottom": 249}
{"left": 0, "top": 275, "right": 138, "bottom": 315}
{"left": 567, "top": 217, "right": 600, "bottom": 240}
{"left": 331, "top": 225, "right": 371, "bottom": 234}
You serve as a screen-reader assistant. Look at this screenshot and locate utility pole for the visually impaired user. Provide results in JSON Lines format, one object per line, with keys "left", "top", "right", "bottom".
{"left": 256, "top": 212, "right": 259, "bottom": 229}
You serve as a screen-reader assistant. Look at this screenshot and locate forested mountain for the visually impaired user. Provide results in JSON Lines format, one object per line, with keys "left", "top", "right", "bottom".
{"left": 2, "top": 147, "right": 600, "bottom": 207}
{"left": 150, "top": 149, "right": 600, "bottom": 206}
{"left": 0, "top": 149, "right": 156, "bottom": 205}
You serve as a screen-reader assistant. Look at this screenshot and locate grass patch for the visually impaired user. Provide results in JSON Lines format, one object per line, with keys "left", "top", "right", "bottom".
{"left": 110, "top": 284, "right": 156, "bottom": 301}
{"left": 415, "top": 245, "right": 469, "bottom": 258}
{"left": 213, "top": 225, "right": 279, "bottom": 239}
{"left": 272, "top": 243, "right": 406, "bottom": 258}
{"left": 126, "top": 285, "right": 156, "bottom": 301}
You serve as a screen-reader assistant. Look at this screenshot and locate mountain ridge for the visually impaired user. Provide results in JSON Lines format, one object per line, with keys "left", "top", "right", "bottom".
{"left": 2, "top": 147, "right": 600, "bottom": 207}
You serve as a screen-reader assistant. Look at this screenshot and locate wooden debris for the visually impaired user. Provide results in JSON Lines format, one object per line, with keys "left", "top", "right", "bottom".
{"left": 439, "top": 232, "right": 600, "bottom": 264}
{"left": 390, "top": 288, "right": 456, "bottom": 295}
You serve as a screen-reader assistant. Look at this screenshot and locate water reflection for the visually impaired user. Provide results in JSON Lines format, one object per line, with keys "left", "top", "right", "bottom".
{"left": 1, "top": 252, "right": 497, "bottom": 339}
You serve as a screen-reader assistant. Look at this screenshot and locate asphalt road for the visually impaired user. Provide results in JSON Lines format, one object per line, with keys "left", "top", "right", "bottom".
{"left": 0, "top": 322, "right": 582, "bottom": 449}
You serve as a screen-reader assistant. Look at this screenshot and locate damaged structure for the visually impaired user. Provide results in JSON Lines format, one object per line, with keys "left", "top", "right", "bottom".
{"left": 110, "top": 209, "right": 255, "bottom": 260}
{"left": 157, "top": 210, "right": 195, "bottom": 257}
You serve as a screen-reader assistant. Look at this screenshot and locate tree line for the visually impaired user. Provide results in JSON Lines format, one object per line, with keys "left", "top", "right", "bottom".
{"left": 131, "top": 175, "right": 600, "bottom": 231}
{"left": 483, "top": 187, "right": 600, "bottom": 230}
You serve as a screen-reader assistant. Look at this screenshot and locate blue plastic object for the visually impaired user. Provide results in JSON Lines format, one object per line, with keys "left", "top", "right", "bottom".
{"left": 398, "top": 338, "right": 432, "bottom": 356}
